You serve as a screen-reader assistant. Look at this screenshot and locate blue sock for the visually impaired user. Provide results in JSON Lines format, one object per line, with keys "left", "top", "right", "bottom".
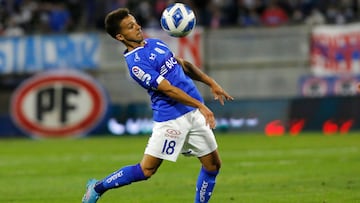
{"left": 195, "top": 167, "right": 219, "bottom": 203}
{"left": 94, "top": 163, "right": 148, "bottom": 194}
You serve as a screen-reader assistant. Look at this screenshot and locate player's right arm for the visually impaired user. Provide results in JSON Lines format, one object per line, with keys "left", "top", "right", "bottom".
{"left": 157, "top": 78, "right": 216, "bottom": 129}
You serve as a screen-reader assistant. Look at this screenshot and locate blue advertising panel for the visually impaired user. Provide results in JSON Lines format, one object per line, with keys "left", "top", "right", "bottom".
{"left": 0, "top": 33, "right": 99, "bottom": 74}
{"left": 299, "top": 75, "right": 360, "bottom": 97}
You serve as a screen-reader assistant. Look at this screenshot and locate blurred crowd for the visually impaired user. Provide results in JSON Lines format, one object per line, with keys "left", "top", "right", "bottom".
{"left": 0, "top": 0, "right": 359, "bottom": 36}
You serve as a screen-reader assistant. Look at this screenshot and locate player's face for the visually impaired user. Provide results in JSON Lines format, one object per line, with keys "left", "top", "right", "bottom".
{"left": 116, "top": 15, "right": 144, "bottom": 46}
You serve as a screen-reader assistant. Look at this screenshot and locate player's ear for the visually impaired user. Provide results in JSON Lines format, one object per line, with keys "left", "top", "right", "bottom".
{"left": 115, "top": 33, "right": 124, "bottom": 41}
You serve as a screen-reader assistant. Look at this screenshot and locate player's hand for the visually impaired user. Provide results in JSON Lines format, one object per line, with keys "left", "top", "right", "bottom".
{"left": 198, "top": 105, "right": 216, "bottom": 129}
{"left": 211, "top": 83, "right": 234, "bottom": 105}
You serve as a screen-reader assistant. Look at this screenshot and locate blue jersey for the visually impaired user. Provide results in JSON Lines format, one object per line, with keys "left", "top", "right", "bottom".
{"left": 124, "top": 38, "right": 203, "bottom": 122}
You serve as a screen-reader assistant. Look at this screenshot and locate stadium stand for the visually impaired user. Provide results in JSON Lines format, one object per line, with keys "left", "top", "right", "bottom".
{"left": 0, "top": 0, "right": 359, "bottom": 36}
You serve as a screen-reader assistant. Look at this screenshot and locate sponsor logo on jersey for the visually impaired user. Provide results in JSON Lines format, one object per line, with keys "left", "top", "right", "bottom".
{"left": 10, "top": 70, "right": 108, "bottom": 139}
{"left": 132, "top": 66, "right": 151, "bottom": 86}
{"left": 160, "top": 57, "right": 178, "bottom": 76}
{"left": 160, "top": 65, "right": 168, "bottom": 75}
{"left": 132, "top": 66, "right": 145, "bottom": 79}
{"left": 165, "top": 57, "right": 178, "bottom": 69}
{"left": 165, "top": 128, "right": 181, "bottom": 139}
{"left": 166, "top": 129, "right": 181, "bottom": 135}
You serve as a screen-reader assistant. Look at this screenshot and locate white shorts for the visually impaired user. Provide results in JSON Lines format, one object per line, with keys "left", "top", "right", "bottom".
{"left": 144, "top": 109, "right": 218, "bottom": 162}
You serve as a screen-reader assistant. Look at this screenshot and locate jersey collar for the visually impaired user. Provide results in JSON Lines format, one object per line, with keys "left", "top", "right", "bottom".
{"left": 124, "top": 39, "right": 148, "bottom": 57}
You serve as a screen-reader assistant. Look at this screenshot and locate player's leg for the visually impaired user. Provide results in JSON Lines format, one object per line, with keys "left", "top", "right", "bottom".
{"left": 94, "top": 154, "right": 162, "bottom": 193}
{"left": 184, "top": 109, "right": 221, "bottom": 203}
{"left": 195, "top": 150, "right": 221, "bottom": 203}
{"left": 140, "top": 154, "right": 164, "bottom": 177}
{"left": 199, "top": 149, "right": 221, "bottom": 171}
{"left": 82, "top": 154, "right": 162, "bottom": 203}
{"left": 82, "top": 113, "right": 191, "bottom": 202}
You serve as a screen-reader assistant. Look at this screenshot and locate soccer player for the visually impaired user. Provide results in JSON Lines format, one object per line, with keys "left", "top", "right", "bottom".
{"left": 82, "top": 8, "right": 233, "bottom": 203}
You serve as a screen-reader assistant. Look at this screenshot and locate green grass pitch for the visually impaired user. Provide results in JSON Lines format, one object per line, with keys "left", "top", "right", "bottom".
{"left": 1, "top": 133, "right": 360, "bottom": 203}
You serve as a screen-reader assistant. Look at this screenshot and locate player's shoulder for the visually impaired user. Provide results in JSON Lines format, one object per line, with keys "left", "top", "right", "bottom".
{"left": 146, "top": 38, "right": 169, "bottom": 48}
{"left": 146, "top": 38, "right": 162, "bottom": 43}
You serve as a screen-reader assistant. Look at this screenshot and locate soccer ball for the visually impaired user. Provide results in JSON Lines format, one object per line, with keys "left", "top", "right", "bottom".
{"left": 160, "top": 3, "right": 196, "bottom": 37}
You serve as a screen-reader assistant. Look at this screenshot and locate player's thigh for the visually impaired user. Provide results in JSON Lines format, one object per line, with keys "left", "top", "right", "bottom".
{"left": 186, "top": 110, "right": 218, "bottom": 158}
{"left": 145, "top": 117, "right": 191, "bottom": 162}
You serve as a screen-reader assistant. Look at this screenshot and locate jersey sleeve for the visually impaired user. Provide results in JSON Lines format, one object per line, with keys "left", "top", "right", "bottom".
{"left": 129, "top": 61, "right": 164, "bottom": 90}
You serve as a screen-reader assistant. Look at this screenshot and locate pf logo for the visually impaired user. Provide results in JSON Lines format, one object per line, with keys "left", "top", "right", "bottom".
{"left": 11, "top": 70, "right": 108, "bottom": 139}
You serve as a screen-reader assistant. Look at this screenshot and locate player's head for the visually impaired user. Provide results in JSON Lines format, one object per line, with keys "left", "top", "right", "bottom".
{"left": 104, "top": 8, "right": 143, "bottom": 44}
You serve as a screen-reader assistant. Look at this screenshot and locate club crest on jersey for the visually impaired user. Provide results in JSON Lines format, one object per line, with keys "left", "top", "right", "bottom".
{"left": 132, "top": 66, "right": 151, "bottom": 86}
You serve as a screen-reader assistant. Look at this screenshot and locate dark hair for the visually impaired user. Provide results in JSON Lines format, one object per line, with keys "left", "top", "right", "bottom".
{"left": 104, "top": 8, "right": 130, "bottom": 39}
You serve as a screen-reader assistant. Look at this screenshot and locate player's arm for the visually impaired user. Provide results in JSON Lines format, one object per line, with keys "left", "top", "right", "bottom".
{"left": 157, "top": 78, "right": 216, "bottom": 129}
{"left": 175, "top": 57, "right": 209, "bottom": 82}
{"left": 175, "top": 57, "right": 234, "bottom": 105}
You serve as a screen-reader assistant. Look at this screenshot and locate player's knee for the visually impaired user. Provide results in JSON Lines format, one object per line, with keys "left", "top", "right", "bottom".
{"left": 216, "top": 160, "right": 222, "bottom": 170}
{"left": 142, "top": 167, "right": 158, "bottom": 178}
{"left": 213, "top": 161, "right": 222, "bottom": 171}
{"left": 203, "top": 160, "right": 222, "bottom": 172}
{"left": 139, "top": 155, "right": 162, "bottom": 178}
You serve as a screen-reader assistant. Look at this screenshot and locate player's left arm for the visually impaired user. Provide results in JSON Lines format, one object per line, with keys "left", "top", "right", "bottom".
{"left": 176, "top": 57, "right": 234, "bottom": 105}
